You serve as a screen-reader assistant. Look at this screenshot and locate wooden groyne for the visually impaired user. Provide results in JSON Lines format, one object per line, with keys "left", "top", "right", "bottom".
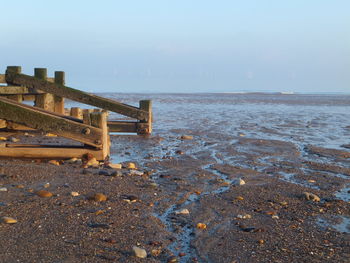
{"left": 0, "top": 66, "right": 152, "bottom": 160}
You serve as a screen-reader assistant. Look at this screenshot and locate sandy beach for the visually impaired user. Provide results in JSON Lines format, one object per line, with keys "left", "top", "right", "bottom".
{"left": 1, "top": 93, "right": 349, "bottom": 262}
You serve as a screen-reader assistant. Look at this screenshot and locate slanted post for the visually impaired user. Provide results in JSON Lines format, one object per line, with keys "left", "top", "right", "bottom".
{"left": 6, "top": 66, "right": 23, "bottom": 103}
{"left": 34, "top": 68, "right": 55, "bottom": 111}
{"left": 54, "top": 71, "right": 65, "bottom": 114}
{"left": 138, "top": 100, "right": 152, "bottom": 134}
{"left": 90, "top": 112, "right": 110, "bottom": 160}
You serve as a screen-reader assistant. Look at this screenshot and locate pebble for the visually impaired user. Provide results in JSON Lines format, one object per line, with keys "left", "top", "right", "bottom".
{"left": 86, "top": 158, "right": 99, "bottom": 167}
{"left": 258, "top": 239, "right": 265, "bottom": 244}
{"left": 196, "top": 223, "right": 207, "bottom": 229}
{"left": 0, "top": 187, "right": 8, "bottom": 192}
{"left": 43, "top": 183, "right": 50, "bottom": 188}
{"left": 175, "top": 209, "right": 190, "bottom": 215}
{"left": 133, "top": 246, "right": 147, "bottom": 258}
{"left": 71, "top": 191, "right": 80, "bottom": 197}
{"left": 15, "top": 184, "right": 25, "bottom": 189}
{"left": 308, "top": 179, "right": 316, "bottom": 183}
{"left": 92, "top": 193, "right": 107, "bottom": 202}
{"left": 237, "top": 214, "right": 251, "bottom": 219}
{"left": 151, "top": 249, "right": 162, "bottom": 256}
{"left": 303, "top": 192, "right": 320, "bottom": 202}
{"left": 9, "top": 137, "right": 20, "bottom": 142}
{"left": 48, "top": 160, "right": 60, "bottom": 166}
{"left": 180, "top": 135, "right": 193, "bottom": 140}
{"left": 233, "top": 178, "right": 246, "bottom": 185}
{"left": 2, "top": 216, "right": 17, "bottom": 224}
{"left": 129, "top": 170, "right": 144, "bottom": 176}
{"left": 126, "top": 162, "right": 136, "bottom": 169}
{"left": 36, "top": 190, "right": 53, "bottom": 198}
{"left": 108, "top": 163, "right": 122, "bottom": 169}
{"left": 65, "top": 158, "right": 82, "bottom": 164}
{"left": 0, "top": 137, "right": 7, "bottom": 141}
{"left": 235, "top": 196, "right": 244, "bottom": 201}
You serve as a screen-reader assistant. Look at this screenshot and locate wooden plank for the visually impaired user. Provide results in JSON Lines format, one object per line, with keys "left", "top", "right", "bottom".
{"left": 0, "top": 97, "right": 103, "bottom": 147}
{"left": 0, "top": 147, "right": 104, "bottom": 160}
{"left": 0, "top": 74, "right": 6, "bottom": 84}
{"left": 5, "top": 70, "right": 149, "bottom": 121}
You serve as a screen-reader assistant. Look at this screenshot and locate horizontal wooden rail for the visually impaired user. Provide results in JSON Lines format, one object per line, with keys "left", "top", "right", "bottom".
{"left": 108, "top": 121, "right": 150, "bottom": 133}
{"left": 5, "top": 71, "right": 149, "bottom": 121}
{"left": 0, "top": 146, "right": 104, "bottom": 160}
{"left": 0, "top": 97, "right": 103, "bottom": 148}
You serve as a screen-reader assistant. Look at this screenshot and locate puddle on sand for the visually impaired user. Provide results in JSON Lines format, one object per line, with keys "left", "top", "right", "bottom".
{"left": 317, "top": 216, "right": 350, "bottom": 234}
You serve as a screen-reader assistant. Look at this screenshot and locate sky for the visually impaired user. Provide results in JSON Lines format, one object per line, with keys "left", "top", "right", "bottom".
{"left": 1, "top": 0, "right": 349, "bottom": 93}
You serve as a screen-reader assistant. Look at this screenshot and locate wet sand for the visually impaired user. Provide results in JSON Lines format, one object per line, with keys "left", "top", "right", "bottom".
{"left": 1, "top": 93, "right": 350, "bottom": 262}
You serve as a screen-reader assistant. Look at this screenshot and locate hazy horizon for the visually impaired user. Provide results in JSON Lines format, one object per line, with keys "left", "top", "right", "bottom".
{"left": 1, "top": 1, "right": 349, "bottom": 93}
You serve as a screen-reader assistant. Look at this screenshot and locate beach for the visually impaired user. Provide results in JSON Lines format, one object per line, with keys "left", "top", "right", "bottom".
{"left": 0, "top": 93, "right": 349, "bottom": 262}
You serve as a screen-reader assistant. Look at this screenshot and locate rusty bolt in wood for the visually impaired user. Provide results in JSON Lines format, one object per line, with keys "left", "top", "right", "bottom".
{"left": 82, "top": 128, "right": 90, "bottom": 135}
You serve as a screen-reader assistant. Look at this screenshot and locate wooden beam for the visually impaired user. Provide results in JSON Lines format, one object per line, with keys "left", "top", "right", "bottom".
{"left": 0, "top": 86, "right": 30, "bottom": 94}
{"left": 5, "top": 70, "right": 149, "bottom": 121}
{"left": 0, "top": 97, "right": 103, "bottom": 148}
{"left": 107, "top": 121, "right": 150, "bottom": 133}
{"left": 0, "top": 146, "right": 104, "bottom": 160}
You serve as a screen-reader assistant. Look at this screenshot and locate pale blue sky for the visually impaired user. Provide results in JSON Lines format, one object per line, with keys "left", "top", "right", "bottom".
{"left": 1, "top": 1, "right": 349, "bottom": 93}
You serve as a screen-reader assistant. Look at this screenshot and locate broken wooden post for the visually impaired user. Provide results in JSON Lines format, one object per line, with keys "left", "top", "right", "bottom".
{"left": 70, "top": 107, "right": 83, "bottom": 119}
{"left": 138, "top": 100, "right": 152, "bottom": 134}
{"left": 34, "top": 68, "right": 55, "bottom": 111}
{"left": 54, "top": 71, "right": 65, "bottom": 114}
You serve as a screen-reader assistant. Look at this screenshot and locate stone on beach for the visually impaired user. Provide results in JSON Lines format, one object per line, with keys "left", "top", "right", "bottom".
{"left": 86, "top": 158, "right": 99, "bottom": 167}
{"left": 197, "top": 223, "right": 207, "bottom": 229}
{"left": 180, "top": 135, "right": 193, "bottom": 140}
{"left": 2, "top": 216, "right": 17, "bottom": 224}
{"left": 303, "top": 192, "right": 320, "bottom": 202}
{"left": 48, "top": 160, "right": 60, "bottom": 166}
{"left": 175, "top": 208, "right": 190, "bottom": 215}
{"left": 133, "top": 246, "right": 147, "bottom": 258}
{"left": 108, "top": 163, "right": 122, "bottom": 169}
{"left": 36, "top": 190, "right": 53, "bottom": 198}
{"left": 91, "top": 193, "right": 107, "bottom": 202}
{"left": 0, "top": 187, "right": 8, "bottom": 192}
{"left": 233, "top": 178, "right": 246, "bottom": 185}
{"left": 126, "top": 162, "right": 136, "bottom": 169}
{"left": 71, "top": 191, "right": 79, "bottom": 197}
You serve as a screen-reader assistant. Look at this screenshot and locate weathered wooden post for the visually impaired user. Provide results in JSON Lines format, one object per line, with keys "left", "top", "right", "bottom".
{"left": 34, "top": 68, "right": 55, "bottom": 111}
{"left": 5, "top": 66, "right": 23, "bottom": 103}
{"left": 90, "top": 111, "right": 110, "bottom": 159}
{"left": 70, "top": 107, "right": 83, "bottom": 119}
{"left": 54, "top": 71, "right": 65, "bottom": 114}
{"left": 138, "top": 100, "right": 152, "bottom": 134}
